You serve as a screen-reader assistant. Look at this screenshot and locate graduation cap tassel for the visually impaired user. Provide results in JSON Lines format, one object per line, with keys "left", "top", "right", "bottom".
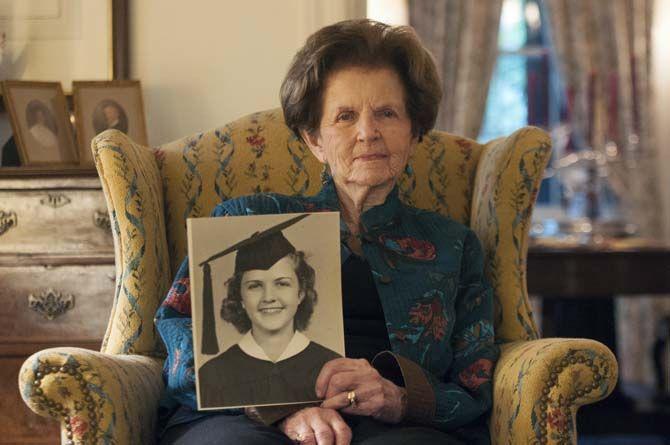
{"left": 201, "top": 263, "right": 219, "bottom": 355}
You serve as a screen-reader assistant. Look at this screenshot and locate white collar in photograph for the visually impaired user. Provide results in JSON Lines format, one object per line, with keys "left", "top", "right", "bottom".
{"left": 238, "top": 331, "right": 310, "bottom": 363}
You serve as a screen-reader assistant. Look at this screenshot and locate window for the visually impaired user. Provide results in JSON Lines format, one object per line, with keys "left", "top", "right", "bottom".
{"left": 479, "top": 0, "right": 562, "bottom": 206}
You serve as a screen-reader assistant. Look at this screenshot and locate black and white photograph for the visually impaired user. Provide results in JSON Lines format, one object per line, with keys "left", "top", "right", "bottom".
{"left": 188, "top": 212, "right": 344, "bottom": 410}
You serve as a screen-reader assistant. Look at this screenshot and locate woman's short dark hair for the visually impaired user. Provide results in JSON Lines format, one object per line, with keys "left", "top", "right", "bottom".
{"left": 281, "top": 19, "right": 442, "bottom": 142}
{"left": 221, "top": 251, "right": 317, "bottom": 333}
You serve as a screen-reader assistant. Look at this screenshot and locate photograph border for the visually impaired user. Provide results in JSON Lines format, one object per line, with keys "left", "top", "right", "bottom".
{"left": 72, "top": 79, "right": 148, "bottom": 166}
{"left": 188, "top": 212, "right": 345, "bottom": 410}
{"left": 1, "top": 80, "right": 79, "bottom": 167}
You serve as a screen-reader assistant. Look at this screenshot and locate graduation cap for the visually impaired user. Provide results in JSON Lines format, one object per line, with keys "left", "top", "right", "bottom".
{"left": 199, "top": 214, "right": 309, "bottom": 355}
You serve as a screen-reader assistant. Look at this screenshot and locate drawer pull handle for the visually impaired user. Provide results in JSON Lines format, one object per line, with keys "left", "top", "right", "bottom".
{"left": 0, "top": 210, "right": 17, "bottom": 236}
{"left": 40, "top": 193, "right": 71, "bottom": 208}
{"left": 94, "top": 210, "right": 112, "bottom": 232}
{"left": 28, "top": 289, "right": 75, "bottom": 320}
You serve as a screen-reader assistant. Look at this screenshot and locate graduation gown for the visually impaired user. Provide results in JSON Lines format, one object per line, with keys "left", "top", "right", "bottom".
{"left": 198, "top": 340, "right": 340, "bottom": 409}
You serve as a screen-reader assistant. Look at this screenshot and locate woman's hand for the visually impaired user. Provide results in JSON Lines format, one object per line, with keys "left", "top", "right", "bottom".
{"left": 278, "top": 407, "right": 352, "bottom": 445}
{"left": 316, "top": 358, "right": 407, "bottom": 424}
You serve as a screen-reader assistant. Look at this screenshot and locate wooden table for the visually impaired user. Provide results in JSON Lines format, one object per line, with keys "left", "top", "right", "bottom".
{"left": 528, "top": 244, "right": 670, "bottom": 297}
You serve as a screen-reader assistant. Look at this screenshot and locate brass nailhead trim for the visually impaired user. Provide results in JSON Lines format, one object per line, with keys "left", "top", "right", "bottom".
{"left": 536, "top": 352, "right": 610, "bottom": 443}
{"left": 31, "top": 360, "right": 102, "bottom": 445}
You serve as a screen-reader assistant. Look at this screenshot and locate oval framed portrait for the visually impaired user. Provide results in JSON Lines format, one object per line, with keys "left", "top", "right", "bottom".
{"left": 1, "top": 80, "right": 79, "bottom": 166}
{"left": 73, "top": 80, "right": 147, "bottom": 167}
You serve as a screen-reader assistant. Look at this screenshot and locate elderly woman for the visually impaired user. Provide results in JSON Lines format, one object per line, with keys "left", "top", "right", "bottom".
{"left": 197, "top": 215, "right": 340, "bottom": 409}
{"left": 156, "top": 19, "right": 499, "bottom": 445}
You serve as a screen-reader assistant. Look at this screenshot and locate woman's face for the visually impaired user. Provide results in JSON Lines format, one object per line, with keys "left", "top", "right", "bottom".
{"left": 240, "top": 255, "right": 303, "bottom": 334}
{"left": 302, "top": 66, "right": 417, "bottom": 189}
{"left": 103, "top": 105, "right": 120, "bottom": 124}
{"left": 35, "top": 109, "right": 46, "bottom": 125}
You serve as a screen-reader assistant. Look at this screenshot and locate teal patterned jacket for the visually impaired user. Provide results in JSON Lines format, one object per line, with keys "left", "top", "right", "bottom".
{"left": 155, "top": 177, "right": 500, "bottom": 442}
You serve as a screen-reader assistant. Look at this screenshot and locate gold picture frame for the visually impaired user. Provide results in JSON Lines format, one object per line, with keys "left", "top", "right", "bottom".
{"left": 73, "top": 80, "right": 147, "bottom": 167}
{"left": 1, "top": 80, "right": 79, "bottom": 167}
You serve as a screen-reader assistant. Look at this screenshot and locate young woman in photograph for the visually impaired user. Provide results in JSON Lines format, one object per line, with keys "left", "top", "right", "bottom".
{"left": 196, "top": 215, "right": 340, "bottom": 409}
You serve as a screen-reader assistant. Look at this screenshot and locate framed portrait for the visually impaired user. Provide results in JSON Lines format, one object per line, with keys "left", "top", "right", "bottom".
{"left": 73, "top": 80, "right": 147, "bottom": 166}
{"left": 187, "top": 212, "right": 345, "bottom": 410}
{"left": 1, "top": 80, "right": 78, "bottom": 166}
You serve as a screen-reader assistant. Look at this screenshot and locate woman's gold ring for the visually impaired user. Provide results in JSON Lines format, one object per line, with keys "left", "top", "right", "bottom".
{"left": 293, "top": 432, "right": 303, "bottom": 444}
{"left": 347, "top": 390, "right": 357, "bottom": 408}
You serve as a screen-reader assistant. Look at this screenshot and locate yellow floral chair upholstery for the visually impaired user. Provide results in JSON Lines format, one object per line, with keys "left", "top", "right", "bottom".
{"left": 19, "top": 108, "right": 617, "bottom": 444}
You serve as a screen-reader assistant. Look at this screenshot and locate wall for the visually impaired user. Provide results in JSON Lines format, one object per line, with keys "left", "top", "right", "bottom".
{"left": 653, "top": 0, "right": 670, "bottom": 241}
{"left": 130, "top": 0, "right": 365, "bottom": 146}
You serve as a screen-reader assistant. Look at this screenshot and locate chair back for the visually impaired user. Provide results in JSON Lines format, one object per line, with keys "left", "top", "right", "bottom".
{"left": 93, "top": 108, "right": 551, "bottom": 356}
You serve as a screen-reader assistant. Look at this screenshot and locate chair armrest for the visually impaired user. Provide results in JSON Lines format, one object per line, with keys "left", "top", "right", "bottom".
{"left": 92, "top": 129, "right": 171, "bottom": 355}
{"left": 491, "top": 338, "right": 617, "bottom": 445}
{"left": 19, "top": 347, "right": 164, "bottom": 445}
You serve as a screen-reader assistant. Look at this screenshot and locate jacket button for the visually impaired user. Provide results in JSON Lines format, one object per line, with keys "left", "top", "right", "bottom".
{"left": 378, "top": 275, "right": 393, "bottom": 284}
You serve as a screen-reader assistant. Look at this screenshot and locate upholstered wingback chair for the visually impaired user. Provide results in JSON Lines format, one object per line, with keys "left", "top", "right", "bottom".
{"left": 19, "top": 108, "right": 617, "bottom": 444}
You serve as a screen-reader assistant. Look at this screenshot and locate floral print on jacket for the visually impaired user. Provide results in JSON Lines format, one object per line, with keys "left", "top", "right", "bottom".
{"left": 154, "top": 177, "right": 499, "bottom": 444}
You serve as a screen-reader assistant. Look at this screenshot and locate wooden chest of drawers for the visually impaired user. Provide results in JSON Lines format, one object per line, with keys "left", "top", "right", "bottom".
{"left": 0, "top": 175, "right": 115, "bottom": 444}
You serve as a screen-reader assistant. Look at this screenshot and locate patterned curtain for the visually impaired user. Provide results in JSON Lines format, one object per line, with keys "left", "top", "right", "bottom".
{"left": 544, "top": 0, "right": 666, "bottom": 386}
{"left": 409, "top": 0, "right": 503, "bottom": 138}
